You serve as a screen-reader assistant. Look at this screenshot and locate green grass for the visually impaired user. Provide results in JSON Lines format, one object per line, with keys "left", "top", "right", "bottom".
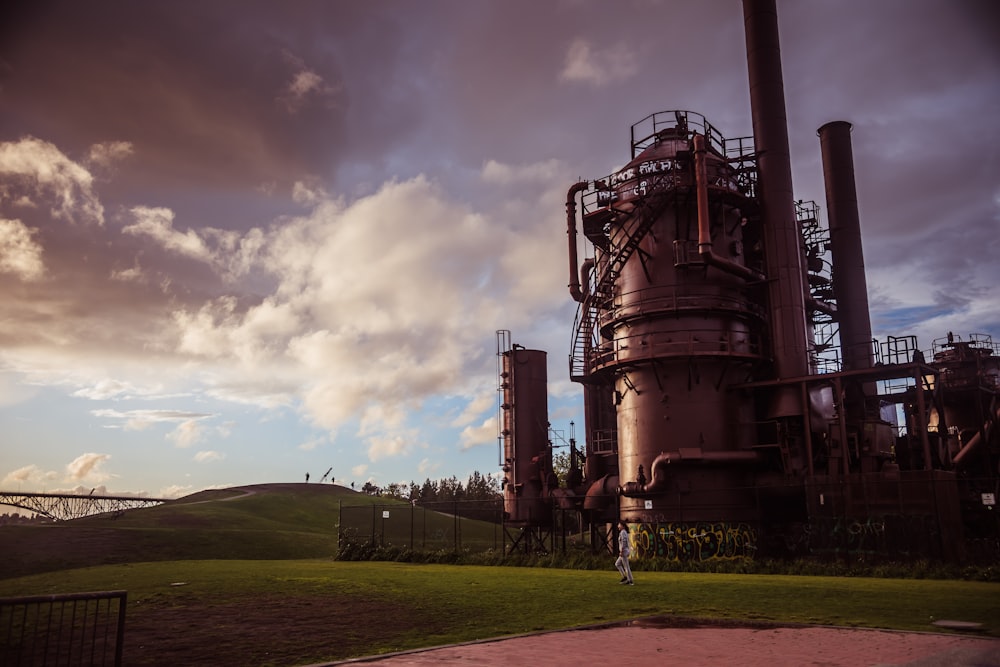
{"left": 3, "top": 483, "right": 998, "bottom": 665}
{"left": 0, "top": 483, "right": 502, "bottom": 578}
{"left": 1, "top": 559, "right": 997, "bottom": 665}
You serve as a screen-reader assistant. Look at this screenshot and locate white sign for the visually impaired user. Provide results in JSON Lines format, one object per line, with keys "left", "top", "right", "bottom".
{"left": 644, "top": 500, "right": 653, "bottom": 510}
{"left": 382, "top": 510, "right": 390, "bottom": 519}
{"left": 983, "top": 493, "right": 996, "bottom": 507}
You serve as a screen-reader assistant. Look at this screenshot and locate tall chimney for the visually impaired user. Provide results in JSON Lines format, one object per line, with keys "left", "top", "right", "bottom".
{"left": 818, "top": 121, "right": 874, "bottom": 372}
{"left": 743, "top": 0, "right": 810, "bottom": 414}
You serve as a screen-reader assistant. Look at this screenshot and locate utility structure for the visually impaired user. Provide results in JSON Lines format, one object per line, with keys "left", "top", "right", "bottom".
{"left": 499, "top": 0, "right": 999, "bottom": 563}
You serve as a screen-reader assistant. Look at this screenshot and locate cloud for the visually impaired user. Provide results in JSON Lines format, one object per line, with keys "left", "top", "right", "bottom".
{"left": 193, "top": 450, "right": 224, "bottom": 463}
{"left": 159, "top": 484, "right": 193, "bottom": 499}
{"left": 366, "top": 430, "right": 418, "bottom": 462}
{"left": 459, "top": 416, "right": 497, "bottom": 451}
{"left": 123, "top": 206, "right": 213, "bottom": 262}
{"left": 416, "top": 458, "right": 439, "bottom": 476}
{"left": 91, "top": 409, "right": 215, "bottom": 437}
{"left": 86, "top": 141, "right": 134, "bottom": 170}
{"left": 0, "top": 137, "right": 104, "bottom": 224}
{"left": 481, "top": 159, "right": 562, "bottom": 185}
{"left": 351, "top": 464, "right": 368, "bottom": 478}
{"left": 168, "top": 419, "right": 208, "bottom": 448}
{"left": 297, "top": 436, "right": 323, "bottom": 451}
{"left": 2, "top": 464, "right": 59, "bottom": 486}
{"left": 560, "top": 38, "right": 638, "bottom": 86}
{"left": 0, "top": 218, "right": 44, "bottom": 280}
{"left": 450, "top": 392, "right": 495, "bottom": 429}
{"left": 73, "top": 379, "right": 147, "bottom": 401}
{"left": 278, "top": 51, "right": 342, "bottom": 114}
{"left": 65, "top": 452, "right": 112, "bottom": 482}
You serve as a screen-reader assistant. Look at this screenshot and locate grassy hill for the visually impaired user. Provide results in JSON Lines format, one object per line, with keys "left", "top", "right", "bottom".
{"left": 0, "top": 483, "right": 500, "bottom": 579}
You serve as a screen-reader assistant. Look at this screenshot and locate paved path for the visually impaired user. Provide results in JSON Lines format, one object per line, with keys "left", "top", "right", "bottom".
{"left": 323, "top": 618, "right": 1000, "bottom": 667}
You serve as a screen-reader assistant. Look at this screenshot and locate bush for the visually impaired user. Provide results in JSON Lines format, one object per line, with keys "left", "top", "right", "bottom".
{"left": 333, "top": 533, "right": 1000, "bottom": 582}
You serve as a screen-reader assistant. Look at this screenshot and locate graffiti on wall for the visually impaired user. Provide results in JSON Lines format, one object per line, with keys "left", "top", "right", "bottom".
{"left": 630, "top": 521, "right": 758, "bottom": 561}
{"left": 796, "top": 514, "right": 941, "bottom": 559}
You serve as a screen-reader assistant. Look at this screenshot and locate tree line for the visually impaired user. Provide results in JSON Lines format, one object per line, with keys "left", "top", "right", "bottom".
{"left": 358, "top": 470, "right": 502, "bottom": 505}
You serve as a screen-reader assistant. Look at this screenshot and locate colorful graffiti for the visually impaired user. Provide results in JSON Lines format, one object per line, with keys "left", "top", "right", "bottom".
{"left": 630, "top": 521, "right": 758, "bottom": 561}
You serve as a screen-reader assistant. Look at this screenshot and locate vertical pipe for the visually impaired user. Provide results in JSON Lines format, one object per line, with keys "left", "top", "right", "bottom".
{"left": 567, "top": 182, "right": 589, "bottom": 302}
{"left": 914, "top": 368, "right": 932, "bottom": 470}
{"left": 818, "top": 121, "right": 874, "bottom": 372}
{"left": 743, "top": 0, "right": 810, "bottom": 414}
{"left": 800, "top": 381, "right": 815, "bottom": 478}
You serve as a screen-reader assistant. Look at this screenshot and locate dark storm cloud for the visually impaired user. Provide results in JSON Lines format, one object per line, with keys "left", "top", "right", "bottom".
{"left": 1, "top": 1, "right": 356, "bottom": 191}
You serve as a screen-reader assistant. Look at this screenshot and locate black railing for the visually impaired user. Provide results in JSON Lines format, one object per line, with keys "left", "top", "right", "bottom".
{"left": 0, "top": 590, "right": 127, "bottom": 666}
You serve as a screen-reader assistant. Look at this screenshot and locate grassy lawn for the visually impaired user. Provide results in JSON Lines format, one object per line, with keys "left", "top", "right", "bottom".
{"left": 3, "top": 485, "right": 997, "bottom": 666}
{"left": 1, "top": 560, "right": 997, "bottom": 666}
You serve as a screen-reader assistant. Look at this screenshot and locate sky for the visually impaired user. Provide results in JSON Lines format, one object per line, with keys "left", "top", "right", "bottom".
{"left": 1, "top": 0, "right": 998, "bottom": 500}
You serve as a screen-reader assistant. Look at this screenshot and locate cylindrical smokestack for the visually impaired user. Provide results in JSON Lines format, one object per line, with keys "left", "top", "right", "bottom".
{"left": 818, "top": 121, "right": 874, "bottom": 372}
{"left": 743, "top": 0, "right": 810, "bottom": 413}
{"left": 500, "top": 347, "right": 550, "bottom": 524}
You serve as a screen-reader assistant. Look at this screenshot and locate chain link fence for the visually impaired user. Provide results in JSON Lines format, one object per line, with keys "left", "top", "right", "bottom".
{"left": 336, "top": 473, "right": 999, "bottom": 564}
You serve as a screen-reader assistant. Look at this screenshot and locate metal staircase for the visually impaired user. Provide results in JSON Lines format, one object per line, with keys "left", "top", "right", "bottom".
{"left": 569, "top": 177, "right": 677, "bottom": 381}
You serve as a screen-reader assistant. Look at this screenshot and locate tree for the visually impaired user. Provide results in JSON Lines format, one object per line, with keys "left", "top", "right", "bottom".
{"left": 465, "top": 470, "right": 500, "bottom": 501}
{"left": 418, "top": 478, "right": 438, "bottom": 503}
{"left": 383, "top": 482, "right": 407, "bottom": 500}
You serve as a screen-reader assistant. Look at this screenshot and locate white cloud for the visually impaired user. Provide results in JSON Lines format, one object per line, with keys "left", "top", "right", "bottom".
{"left": 2, "top": 464, "right": 59, "bottom": 486}
{"left": 459, "top": 416, "right": 497, "bottom": 451}
{"left": 481, "top": 159, "right": 562, "bottom": 185}
{"left": 168, "top": 419, "right": 207, "bottom": 448}
{"left": 0, "top": 137, "right": 104, "bottom": 224}
{"left": 194, "top": 450, "right": 224, "bottom": 463}
{"left": 123, "top": 206, "right": 213, "bottom": 262}
{"left": 65, "top": 452, "right": 112, "bottom": 482}
{"left": 73, "top": 378, "right": 144, "bottom": 400}
{"left": 160, "top": 484, "right": 193, "bottom": 499}
{"left": 450, "top": 391, "right": 495, "bottom": 428}
{"left": 351, "top": 464, "right": 368, "bottom": 478}
{"left": 560, "top": 38, "right": 638, "bottom": 86}
{"left": 417, "top": 458, "right": 439, "bottom": 476}
{"left": 366, "top": 430, "right": 417, "bottom": 462}
{"left": 278, "top": 52, "right": 341, "bottom": 114}
{"left": 92, "top": 408, "right": 213, "bottom": 430}
{"left": 0, "top": 218, "right": 44, "bottom": 280}
{"left": 298, "top": 436, "right": 323, "bottom": 451}
{"left": 86, "top": 141, "right": 134, "bottom": 170}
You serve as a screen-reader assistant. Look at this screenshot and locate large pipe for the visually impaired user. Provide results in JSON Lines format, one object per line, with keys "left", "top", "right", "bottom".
{"left": 620, "top": 449, "right": 762, "bottom": 496}
{"left": 743, "top": 0, "right": 810, "bottom": 414}
{"left": 567, "top": 181, "right": 589, "bottom": 303}
{"left": 818, "top": 121, "right": 874, "bottom": 372}
{"left": 694, "top": 134, "right": 765, "bottom": 282}
{"left": 952, "top": 405, "right": 1000, "bottom": 467}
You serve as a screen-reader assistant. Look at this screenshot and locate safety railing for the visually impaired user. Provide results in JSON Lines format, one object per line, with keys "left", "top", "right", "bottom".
{"left": 0, "top": 590, "right": 127, "bottom": 666}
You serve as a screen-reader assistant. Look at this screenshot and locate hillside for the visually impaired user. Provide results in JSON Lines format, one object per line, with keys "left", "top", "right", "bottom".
{"left": 0, "top": 483, "right": 496, "bottom": 579}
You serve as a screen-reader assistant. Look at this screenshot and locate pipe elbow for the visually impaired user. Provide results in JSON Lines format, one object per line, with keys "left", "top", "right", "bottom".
{"left": 567, "top": 181, "right": 589, "bottom": 303}
{"left": 620, "top": 452, "right": 676, "bottom": 496}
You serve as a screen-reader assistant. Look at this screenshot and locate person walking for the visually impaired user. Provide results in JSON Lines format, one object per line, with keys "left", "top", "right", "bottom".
{"left": 615, "top": 520, "right": 634, "bottom": 585}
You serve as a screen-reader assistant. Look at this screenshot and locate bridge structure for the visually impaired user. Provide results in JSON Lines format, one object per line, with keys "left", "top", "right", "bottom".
{"left": 0, "top": 491, "right": 171, "bottom": 521}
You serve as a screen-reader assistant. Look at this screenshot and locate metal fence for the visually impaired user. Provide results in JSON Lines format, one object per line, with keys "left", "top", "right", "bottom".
{"left": 0, "top": 591, "right": 126, "bottom": 667}
{"left": 337, "top": 474, "right": 999, "bottom": 564}
{"left": 338, "top": 500, "right": 505, "bottom": 553}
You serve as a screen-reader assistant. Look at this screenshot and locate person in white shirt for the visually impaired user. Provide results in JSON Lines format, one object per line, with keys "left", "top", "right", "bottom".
{"left": 615, "top": 521, "right": 634, "bottom": 585}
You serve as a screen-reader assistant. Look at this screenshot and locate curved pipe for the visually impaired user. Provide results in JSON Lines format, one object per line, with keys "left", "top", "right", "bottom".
{"left": 579, "top": 257, "right": 595, "bottom": 299}
{"left": 807, "top": 297, "right": 837, "bottom": 318}
{"left": 693, "top": 134, "right": 764, "bottom": 283}
{"left": 952, "top": 406, "right": 1000, "bottom": 467}
{"left": 620, "top": 449, "right": 763, "bottom": 496}
{"left": 583, "top": 473, "right": 619, "bottom": 511}
{"left": 567, "top": 181, "right": 590, "bottom": 302}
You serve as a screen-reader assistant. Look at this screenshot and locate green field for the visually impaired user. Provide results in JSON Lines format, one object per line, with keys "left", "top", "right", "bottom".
{"left": 2, "top": 484, "right": 998, "bottom": 666}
